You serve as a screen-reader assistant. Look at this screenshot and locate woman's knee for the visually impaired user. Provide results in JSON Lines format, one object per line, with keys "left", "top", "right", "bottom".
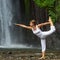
{"left": 42, "top": 48, "right": 46, "bottom": 52}
{"left": 51, "top": 26, "right": 56, "bottom": 32}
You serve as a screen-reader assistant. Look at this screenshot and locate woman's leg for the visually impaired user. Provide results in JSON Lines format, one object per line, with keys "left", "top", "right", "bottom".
{"left": 39, "top": 38, "right": 46, "bottom": 59}
{"left": 41, "top": 39, "right": 46, "bottom": 53}
{"left": 42, "top": 18, "right": 56, "bottom": 37}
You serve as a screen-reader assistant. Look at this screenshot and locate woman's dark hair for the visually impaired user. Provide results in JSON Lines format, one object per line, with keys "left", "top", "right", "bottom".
{"left": 30, "top": 20, "right": 36, "bottom": 25}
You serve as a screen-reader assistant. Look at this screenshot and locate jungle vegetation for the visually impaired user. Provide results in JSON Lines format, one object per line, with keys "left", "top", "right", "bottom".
{"left": 24, "top": 0, "right": 60, "bottom": 23}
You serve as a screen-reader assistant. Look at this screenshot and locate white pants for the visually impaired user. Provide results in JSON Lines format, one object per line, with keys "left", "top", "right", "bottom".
{"left": 40, "top": 26, "right": 56, "bottom": 52}
{"left": 41, "top": 38, "right": 46, "bottom": 52}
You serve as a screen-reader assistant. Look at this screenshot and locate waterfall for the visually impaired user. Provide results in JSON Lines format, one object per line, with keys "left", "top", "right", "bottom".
{"left": 0, "top": 0, "right": 59, "bottom": 50}
{"left": 0, "top": 0, "right": 42, "bottom": 49}
{"left": 0, "top": 0, "right": 12, "bottom": 46}
{"left": 0, "top": 0, "right": 33, "bottom": 48}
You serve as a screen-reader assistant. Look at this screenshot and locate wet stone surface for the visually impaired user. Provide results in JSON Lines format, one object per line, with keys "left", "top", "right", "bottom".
{"left": 0, "top": 50, "right": 60, "bottom": 60}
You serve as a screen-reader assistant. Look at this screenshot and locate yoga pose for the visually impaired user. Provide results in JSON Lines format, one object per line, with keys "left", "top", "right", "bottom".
{"left": 15, "top": 17, "right": 56, "bottom": 59}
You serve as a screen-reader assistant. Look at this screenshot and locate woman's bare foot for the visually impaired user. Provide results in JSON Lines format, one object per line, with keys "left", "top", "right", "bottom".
{"left": 38, "top": 57, "right": 45, "bottom": 60}
{"left": 49, "top": 17, "right": 54, "bottom": 26}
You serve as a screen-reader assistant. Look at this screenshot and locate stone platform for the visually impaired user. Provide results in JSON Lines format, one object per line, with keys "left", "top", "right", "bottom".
{"left": 0, "top": 49, "right": 60, "bottom": 60}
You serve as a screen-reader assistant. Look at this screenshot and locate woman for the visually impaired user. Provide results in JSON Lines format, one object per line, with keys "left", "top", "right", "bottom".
{"left": 15, "top": 17, "right": 56, "bottom": 59}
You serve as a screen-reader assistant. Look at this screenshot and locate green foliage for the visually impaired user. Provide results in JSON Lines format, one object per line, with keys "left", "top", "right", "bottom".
{"left": 34, "top": 0, "right": 57, "bottom": 23}
{"left": 49, "top": 10, "right": 56, "bottom": 23}
{"left": 24, "top": 0, "right": 60, "bottom": 22}
{"left": 33, "top": 0, "right": 55, "bottom": 8}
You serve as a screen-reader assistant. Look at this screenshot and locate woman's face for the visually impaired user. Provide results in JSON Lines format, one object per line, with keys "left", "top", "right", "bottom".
{"left": 30, "top": 22, "right": 34, "bottom": 27}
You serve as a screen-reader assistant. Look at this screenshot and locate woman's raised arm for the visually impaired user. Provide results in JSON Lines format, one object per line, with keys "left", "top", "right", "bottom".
{"left": 38, "top": 22, "right": 50, "bottom": 27}
{"left": 15, "top": 23, "right": 32, "bottom": 30}
{"left": 38, "top": 17, "right": 52, "bottom": 27}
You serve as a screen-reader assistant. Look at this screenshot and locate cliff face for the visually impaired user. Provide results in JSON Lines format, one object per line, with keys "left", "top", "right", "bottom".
{"left": 46, "top": 22, "right": 60, "bottom": 50}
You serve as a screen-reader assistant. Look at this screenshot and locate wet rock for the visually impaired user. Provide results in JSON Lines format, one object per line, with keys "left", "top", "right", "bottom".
{"left": 0, "top": 50, "right": 60, "bottom": 60}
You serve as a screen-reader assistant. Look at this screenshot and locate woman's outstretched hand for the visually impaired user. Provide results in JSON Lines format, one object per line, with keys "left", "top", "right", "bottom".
{"left": 14, "top": 23, "right": 21, "bottom": 26}
{"left": 14, "top": 23, "right": 32, "bottom": 30}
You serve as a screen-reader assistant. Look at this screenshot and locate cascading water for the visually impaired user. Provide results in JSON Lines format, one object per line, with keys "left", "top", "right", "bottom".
{"left": 0, "top": 0, "right": 12, "bottom": 47}
{"left": 0, "top": 0, "right": 50, "bottom": 49}
{"left": 0, "top": 0, "right": 11, "bottom": 45}
{"left": 0, "top": 0, "right": 36, "bottom": 48}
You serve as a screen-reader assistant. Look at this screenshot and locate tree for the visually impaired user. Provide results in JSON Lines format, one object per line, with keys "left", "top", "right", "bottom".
{"left": 33, "top": 0, "right": 57, "bottom": 23}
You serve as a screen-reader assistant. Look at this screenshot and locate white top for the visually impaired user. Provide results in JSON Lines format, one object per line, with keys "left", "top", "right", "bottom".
{"left": 32, "top": 25, "right": 56, "bottom": 39}
{"left": 32, "top": 25, "right": 42, "bottom": 37}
